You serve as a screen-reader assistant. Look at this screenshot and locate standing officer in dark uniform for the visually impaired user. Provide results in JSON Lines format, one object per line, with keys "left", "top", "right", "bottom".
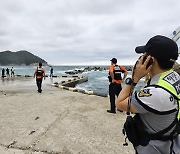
{"left": 34, "top": 63, "right": 46, "bottom": 93}
{"left": 107, "top": 58, "right": 128, "bottom": 114}
{"left": 6, "top": 68, "right": 10, "bottom": 77}
{"left": 50, "top": 66, "right": 53, "bottom": 78}
{"left": 2, "top": 68, "right": 5, "bottom": 78}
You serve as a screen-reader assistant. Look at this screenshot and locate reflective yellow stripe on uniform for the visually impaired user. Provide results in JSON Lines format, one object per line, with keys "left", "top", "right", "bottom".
{"left": 157, "top": 69, "right": 180, "bottom": 120}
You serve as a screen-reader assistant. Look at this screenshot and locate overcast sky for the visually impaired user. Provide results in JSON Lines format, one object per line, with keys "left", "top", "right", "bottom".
{"left": 0, "top": 0, "right": 180, "bottom": 65}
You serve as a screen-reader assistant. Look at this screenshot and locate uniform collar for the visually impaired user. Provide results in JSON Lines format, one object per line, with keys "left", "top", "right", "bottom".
{"left": 149, "top": 69, "right": 173, "bottom": 85}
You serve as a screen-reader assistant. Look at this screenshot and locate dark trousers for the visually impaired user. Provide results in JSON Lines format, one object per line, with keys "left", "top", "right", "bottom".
{"left": 36, "top": 78, "right": 43, "bottom": 92}
{"left": 109, "top": 83, "right": 122, "bottom": 112}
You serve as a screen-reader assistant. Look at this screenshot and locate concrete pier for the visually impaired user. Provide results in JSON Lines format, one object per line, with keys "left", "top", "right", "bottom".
{"left": 52, "top": 76, "right": 108, "bottom": 97}
{"left": 0, "top": 77, "right": 134, "bottom": 154}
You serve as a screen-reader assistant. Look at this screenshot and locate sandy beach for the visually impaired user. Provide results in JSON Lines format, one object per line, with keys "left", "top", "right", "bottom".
{"left": 0, "top": 77, "right": 134, "bottom": 154}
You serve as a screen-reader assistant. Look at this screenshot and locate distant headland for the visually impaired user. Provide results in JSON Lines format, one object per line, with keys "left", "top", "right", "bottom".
{"left": 0, "top": 50, "right": 47, "bottom": 66}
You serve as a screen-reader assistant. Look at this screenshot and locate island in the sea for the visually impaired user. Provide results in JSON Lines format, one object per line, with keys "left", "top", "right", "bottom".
{"left": 0, "top": 50, "right": 47, "bottom": 65}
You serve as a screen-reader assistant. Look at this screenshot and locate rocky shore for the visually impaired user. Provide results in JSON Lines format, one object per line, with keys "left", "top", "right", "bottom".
{"left": 64, "top": 63, "right": 180, "bottom": 75}
{"left": 65, "top": 66, "right": 133, "bottom": 75}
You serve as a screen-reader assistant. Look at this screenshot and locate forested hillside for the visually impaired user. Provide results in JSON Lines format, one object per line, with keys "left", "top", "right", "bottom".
{"left": 0, "top": 50, "right": 47, "bottom": 65}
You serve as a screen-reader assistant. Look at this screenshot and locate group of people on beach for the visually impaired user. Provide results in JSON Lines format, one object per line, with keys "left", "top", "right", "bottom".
{"left": 1, "top": 67, "right": 15, "bottom": 78}
{"left": 0, "top": 63, "right": 52, "bottom": 94}
{"left": 107, "top": 35, "right": 180, "bottom": 154}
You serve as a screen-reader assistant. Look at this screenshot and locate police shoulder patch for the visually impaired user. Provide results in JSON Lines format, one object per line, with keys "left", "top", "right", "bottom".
{"left": 138, "top": 89, "right": 152, "bottom": 97}
{"left": 163, "top": 71, "right": 180, "bottom": 95}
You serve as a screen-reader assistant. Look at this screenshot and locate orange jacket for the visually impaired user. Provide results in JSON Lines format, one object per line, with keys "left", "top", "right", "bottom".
{"left": 109, "top": 65, "right": 127, "bottom": 84}
{"left": 35, "top": 67, "right": 45, "bottom": 79}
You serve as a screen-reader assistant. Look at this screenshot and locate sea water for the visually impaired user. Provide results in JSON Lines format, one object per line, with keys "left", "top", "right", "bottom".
{"left": 0, "top": 65, "right": 145, "bottom": 95}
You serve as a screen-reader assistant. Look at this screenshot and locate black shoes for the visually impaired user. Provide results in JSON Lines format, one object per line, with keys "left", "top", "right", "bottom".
{"left": 107, "top": 109, "right": 123, "bottom": 114}
{"left": 107, "top": 110, "right": 116, "bottom": 114}
{"left": 38, "top": 90, "right": 42, "bottom": 93}
{"left": 117, "top": 109, "right": 123, "bottom": 112}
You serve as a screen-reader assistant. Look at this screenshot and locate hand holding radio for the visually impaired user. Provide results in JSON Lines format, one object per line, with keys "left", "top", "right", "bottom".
{"left": 132, "top": 54, "right": 153, "bottom": 83}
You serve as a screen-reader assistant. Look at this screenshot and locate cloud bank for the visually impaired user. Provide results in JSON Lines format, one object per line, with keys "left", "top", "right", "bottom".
{"left": 0, "top": 0, "right": 180, "bottom": 65}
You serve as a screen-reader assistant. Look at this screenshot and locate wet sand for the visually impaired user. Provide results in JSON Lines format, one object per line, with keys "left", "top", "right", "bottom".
{"left": 0, "top": 77, "right": 134, "bottom": 154}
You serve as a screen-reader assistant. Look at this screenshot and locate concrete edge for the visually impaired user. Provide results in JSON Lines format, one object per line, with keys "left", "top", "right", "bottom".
{"left": 0, "top": 75, "right": 82, "bottom": 78}
{"left": 52, "top": 76, "right": 108, "bottom": 97}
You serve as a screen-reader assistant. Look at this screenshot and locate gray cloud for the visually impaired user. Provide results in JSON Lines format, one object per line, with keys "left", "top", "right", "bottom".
{"left": 0, "top": 0, "right": 180, "bottom": 65}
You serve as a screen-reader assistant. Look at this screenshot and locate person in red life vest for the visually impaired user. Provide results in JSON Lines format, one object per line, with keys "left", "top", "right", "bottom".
{"left": 34, "top": 63, "right": 46, "bottom": 93}
{"left": 107, "top": 58, "right": 128, "bottom": 114}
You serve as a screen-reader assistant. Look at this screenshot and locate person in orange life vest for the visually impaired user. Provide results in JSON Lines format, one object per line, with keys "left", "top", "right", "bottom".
{"left": 34, "top": 63, "right": 46, "bottom": 93}
{"left": 107, "top": 58, "right": 128, "bottom": 114}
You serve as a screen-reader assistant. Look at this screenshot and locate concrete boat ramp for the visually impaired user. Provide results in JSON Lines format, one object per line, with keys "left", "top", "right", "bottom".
{"left": 1, "top": 75, "right": 108, "bottom": 97}
{"left": 0, "top": 76, "right": 134, "bottom": 154}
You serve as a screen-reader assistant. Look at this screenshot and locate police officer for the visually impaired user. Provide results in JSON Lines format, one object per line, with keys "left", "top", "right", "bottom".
{"left": 50, "top": 66, "right": 53, "bottom": 78}
{"left": 2, "top": 68, "right": 5, "bottom": 78}
{"left": 116, "top": 35, "right": 180, "bottom": 153}
{"left": 34, "top": 63, "right": 46, "bottom": 93}
{"left": 11, "top": 67, "right": 15, "bottom": 77}
{"left": 6, "top": 68, "right": 9, "bottom": 77}
{"left": 107, "top": 58, "right": 127, "bottom": 114}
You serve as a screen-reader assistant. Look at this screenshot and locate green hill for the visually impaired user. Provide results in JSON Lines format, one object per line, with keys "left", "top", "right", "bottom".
{"left": 0, "top": 50, "right": 47, "bottom": 65}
